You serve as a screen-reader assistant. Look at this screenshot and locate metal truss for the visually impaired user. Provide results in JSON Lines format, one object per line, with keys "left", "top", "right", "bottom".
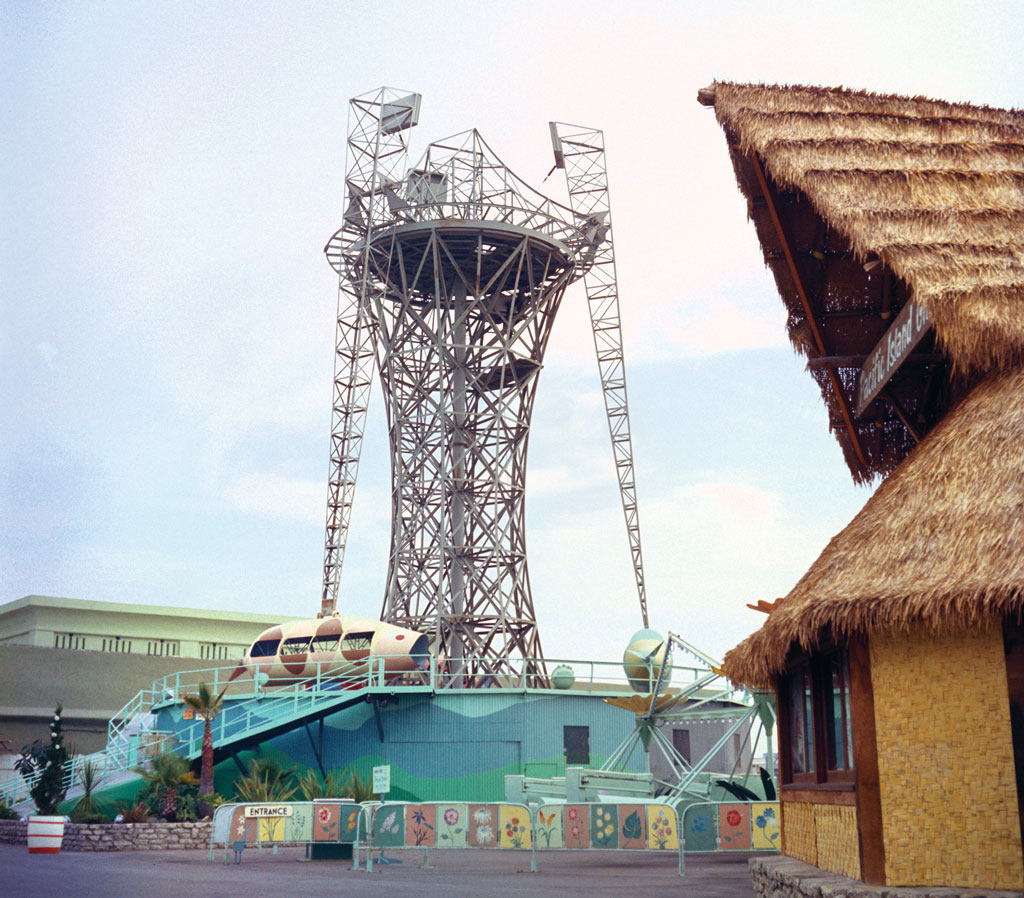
{"left": 321, "top": 88, "right": 421, "bottom": 616}
{"left": 326, "top": 112, "right": 598, "bottom": 681}
{"left": 551, "top": 123, "right": 649, "bottom": 628}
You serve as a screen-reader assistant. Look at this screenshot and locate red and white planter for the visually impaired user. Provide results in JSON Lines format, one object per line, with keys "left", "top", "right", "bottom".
{"left": 27, "top": 815, "right": 65, "bottom": 854}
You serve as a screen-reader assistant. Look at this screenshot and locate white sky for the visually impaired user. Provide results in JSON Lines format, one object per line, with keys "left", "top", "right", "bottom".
{"left": 3, "top": 0, "right": 1022, "bottom": 665}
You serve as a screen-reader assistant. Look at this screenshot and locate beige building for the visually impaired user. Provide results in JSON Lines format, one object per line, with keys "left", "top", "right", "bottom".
{"left": 0, "top": 595, "right": 301, "bottom": 756}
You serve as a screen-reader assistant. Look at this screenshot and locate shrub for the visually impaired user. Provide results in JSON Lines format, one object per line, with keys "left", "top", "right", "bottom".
{"left": 71, "top": 759, "right": 111, "bottom": 823}
{"left": 134, "top": 752, "right": 199, "bottom": 822}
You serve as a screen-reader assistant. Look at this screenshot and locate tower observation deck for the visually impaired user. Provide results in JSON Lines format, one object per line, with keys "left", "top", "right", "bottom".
{"left": 323, "top": 90, "right": 613, "bottom": 683}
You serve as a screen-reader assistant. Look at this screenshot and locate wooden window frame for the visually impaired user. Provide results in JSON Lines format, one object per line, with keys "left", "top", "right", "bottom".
{"left": 778, "top": 640, "right": 856, "bottom": 787}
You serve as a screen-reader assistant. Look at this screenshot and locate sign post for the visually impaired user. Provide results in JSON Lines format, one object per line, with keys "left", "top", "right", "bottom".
{"left": 373, "top": 764, "right": 391, "bottom": 798}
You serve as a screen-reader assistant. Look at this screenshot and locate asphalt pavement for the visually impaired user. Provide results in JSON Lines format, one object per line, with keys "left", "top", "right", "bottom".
{"left": 2, "top": 843, "right": 760, "bottom": 898}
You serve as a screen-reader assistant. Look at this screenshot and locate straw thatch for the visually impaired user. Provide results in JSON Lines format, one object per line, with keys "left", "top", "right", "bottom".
{"left": 723, "top": 366, "right": 1024, "bottom": 688}
{"left": 710, "top": 82, "right": 1024, "bottom": 375}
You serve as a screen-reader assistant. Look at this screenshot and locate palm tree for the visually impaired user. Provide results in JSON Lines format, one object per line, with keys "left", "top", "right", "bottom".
{"left": 182, "top": 682, "right": 227, "bottom": 797}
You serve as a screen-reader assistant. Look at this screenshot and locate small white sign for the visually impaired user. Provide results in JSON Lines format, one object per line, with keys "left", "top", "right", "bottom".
{"left": 372, "top": 764, "right": 391, "bottom": 795}
{"left": 244, "top": 804, "right": 293, "bottom": 818}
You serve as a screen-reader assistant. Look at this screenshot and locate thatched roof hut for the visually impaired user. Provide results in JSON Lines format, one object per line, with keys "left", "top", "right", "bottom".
{"left": 700, "top": 82, "right": 1024, "bottom": 483}
{"left": 725, "top": 366, "right": 1024, "bottom": 688}
{"left": 703, "top": 83, "right": 1024, "bottom": 891}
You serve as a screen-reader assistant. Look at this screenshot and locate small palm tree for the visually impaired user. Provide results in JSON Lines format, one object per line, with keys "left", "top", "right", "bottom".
{"left": 182, "top": 682, "right": 227, "bottom": 797}
{"left": 134, "top": 752, "right": 199, "bottom": 821}
{"left": 71, "top": 759, "right": 109, "bottom": 823}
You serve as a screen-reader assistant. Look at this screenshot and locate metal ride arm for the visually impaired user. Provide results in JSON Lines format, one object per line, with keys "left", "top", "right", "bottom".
{"left": 550, "top": 122, "right": 648, "bottom": 627}
{"left": 321, "top": 88, "right": 422, "bottom": 616}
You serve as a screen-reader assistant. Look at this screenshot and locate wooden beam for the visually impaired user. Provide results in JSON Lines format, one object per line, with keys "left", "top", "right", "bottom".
{"left": 881, "top": 389, "right": 922, "bottom": 444}
{"left": 749, "top": 153, "right": 868, "bottom": 468}
{"left": 849, "top": 635, "right": 886, "bottom": 885}
{"left": 807, "top": 353, "right": 944, "bottom": 371}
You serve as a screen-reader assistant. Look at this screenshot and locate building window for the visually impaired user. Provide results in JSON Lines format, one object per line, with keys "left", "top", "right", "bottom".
{"left": 101, "top": 636, "right": 132, "bottom": 653}
{"left": 780, "top": 644, "right": 854, "bottom": 785}
{"left": 672, "top": 728, "right": 691, "bottom": 764}
{"left": 54, "top": 633, "right": 87, "bottom": 650}
{"left": 200, "top": 642, "right": 232, "bottom": 661}
{"left": 147, "top": 639, "right": 179, "bottom": 656}
{"left": 564, "top": 725, "right": 590, "bottom": 765}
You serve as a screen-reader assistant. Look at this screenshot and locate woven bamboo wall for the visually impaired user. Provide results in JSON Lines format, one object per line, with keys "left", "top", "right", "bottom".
{"left": 870, "top": 625, "right": 1024, "bottom": 889}
{"left": 814, "top": 804, "right": 860, "bottom": 879}
{"left": 782, "top": 801, "right": 816, "bottom": 866}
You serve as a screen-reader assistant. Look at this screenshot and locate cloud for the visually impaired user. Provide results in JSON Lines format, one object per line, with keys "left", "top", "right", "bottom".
{"left": 37, "top": 342, "right": 58, "bottom": 368}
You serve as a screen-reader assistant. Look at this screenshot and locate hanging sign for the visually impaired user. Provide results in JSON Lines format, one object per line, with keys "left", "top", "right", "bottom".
{"left": 856, "top": 300, "right": 932, "bottom": 416}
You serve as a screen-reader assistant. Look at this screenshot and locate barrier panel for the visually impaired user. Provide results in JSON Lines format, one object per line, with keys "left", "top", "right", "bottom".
{"left": 534, "top": 801, "right": 683, "bottom": 875}
{"left": 681, "top": 800, "right": 781, "bottom": 855}
{"left": 209, "top": 799, "right": 359, "bottom": 862}
{"left": 354, "top": 801, "right": 534, "bottom": 872}
{"left": 354, "top": 800, "right": 683, "bottom": 875}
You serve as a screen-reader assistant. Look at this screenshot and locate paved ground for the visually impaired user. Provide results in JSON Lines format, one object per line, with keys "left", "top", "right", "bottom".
{"left": 2, "top": 843, "right": 760, "bottom": 898}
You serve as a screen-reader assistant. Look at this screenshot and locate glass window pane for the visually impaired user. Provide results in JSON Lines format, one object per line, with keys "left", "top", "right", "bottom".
{"left": 788, "top": 670, "right": 810, "bottom": 774}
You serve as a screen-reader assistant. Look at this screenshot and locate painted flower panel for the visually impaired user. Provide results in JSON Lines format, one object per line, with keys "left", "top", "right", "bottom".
{"left": 436, "top": 804, "right": 468, "bottom": 848}
{"left": 683, "top": 806, "right": 716, "bottom": 852}
{"left": 562, "top": 804, "right": 590, "bottom": 849}
{"left": 646, "top": 804, "right": 679, "bottom": 851}
{"left": 372, "top": 806, "right": 405, "bottom": 848}
{"left": 590, "top": 804, "right": 618, "bottom": 849}
{"left": 258, "top": 816, "right": 286, "bottom": 842}
{"left": 498, "top": 804, "right": 531, "bottom": 849}
{"left": 405, "top": 804, "right": 436, "bottom": 848}
{"left": 469, "top": 804, "right": 500, "bottom": 847}
{"left": 535, "top": 805, "right": 563, "bottom": 849}
{"left": 284, "top": 807, "right": 311, "bottom": 843}
{"left": 718, "top": 802, "right": 751, "bottom": 850}
{"left": 751, "top": 802, "right": 780, "bottom": 850}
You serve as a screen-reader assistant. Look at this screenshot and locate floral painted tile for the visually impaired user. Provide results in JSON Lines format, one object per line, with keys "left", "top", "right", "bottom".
{"left": 372, "top": 805, "right": 405, "bottom": 848}
{"left": 718, "top": 803, "right": 751, "bottom": 850}
{"left": 284, "top": 806, "right": 311, "bottom": 843}
{"left": 406, "top": 804, "right": 436, "bottom": 848}
{"left": 312, "top": 803, "right": 340, "bottom": 842}
{"left": 562, "top": 804, "right": 590, "bottom": 849}
{"left": 647, "top": 804, "right": 679, "bottom": 851}
{"left": 535, "top": 805, "right": 563, "bottom": 849}
{"left": 499, "top": 804, "right": 531, "bottom": 848}
{"left": 258, "top": 815, "right": 287, "bottom": 842}
{"left": 751, "top": 802, "right": 780, "bottom": 850}
{"left": 341, "top": 806, "right": 362, "bottom": 843}
{"left": 683, "top": 805, "right": 716, "bottom": 852}
{"left": 468, "top": 804, "right": 499, "bottom": 847}
{"left": 436, "top": 803, "right": 468, "bottom": 848}
{"left": 590, "top": 804, "right": 618, "bottom": 849}
{"left": 617, "top": 803, "right": 647, "bottom": 849}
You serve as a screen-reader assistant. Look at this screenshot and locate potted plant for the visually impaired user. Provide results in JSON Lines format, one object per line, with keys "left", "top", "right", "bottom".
{"left": 17, "top": 704, "right": 70, "bottom": 853}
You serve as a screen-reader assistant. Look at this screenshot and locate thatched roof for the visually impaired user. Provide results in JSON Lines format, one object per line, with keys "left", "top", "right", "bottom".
{"left": 702, "top": 82, "right": 1024, "bottom": 482}
{"left": 723, "top": 366, "right": 1024, "bottom": 688}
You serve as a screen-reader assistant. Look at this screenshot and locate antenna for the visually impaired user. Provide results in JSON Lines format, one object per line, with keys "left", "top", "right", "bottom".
{"left": 550, "top": 122, "right": 650, "bottom": 628}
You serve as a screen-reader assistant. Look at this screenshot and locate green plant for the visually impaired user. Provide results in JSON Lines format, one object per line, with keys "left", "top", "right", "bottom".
{"left": 181, "top": 682, "right": 228, "bottom": 797}
{"left": 135, "top": 752, "right": 199, "bottom": 822}
{"left": 18, "top": 704, "right": 70, "bottom": 815}
{"left": 297, "top": 768, "right": 350, "bottom": 800}
{"left": 114, "top": 798, "right": 151, "bottom": 823}
{"left": 233, "top": 757, "right": 297, "bottom": 803}
{"left": 71, "top": 759, "right": 110, "bottom": 823}
{"left": 345, "top": 769, "right": 375, "bottom": 803}
{"left": 0, "top": 798, "right": 18, "bottom": 820}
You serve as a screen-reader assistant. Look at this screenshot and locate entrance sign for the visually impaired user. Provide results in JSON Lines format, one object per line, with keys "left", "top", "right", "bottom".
{"left": 244, "top": 805, "right": 294, "bottom": 818}
{"left": 856, "top": 300, "right": 932, "bottom": 416}
{"left": 373, "top": 764, "right": 391, "bottom": 795}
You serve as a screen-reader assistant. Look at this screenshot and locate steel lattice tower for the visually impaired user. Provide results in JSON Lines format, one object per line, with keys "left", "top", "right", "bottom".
{"left": 324, "top": 90, "right": 598, "bottom": 682}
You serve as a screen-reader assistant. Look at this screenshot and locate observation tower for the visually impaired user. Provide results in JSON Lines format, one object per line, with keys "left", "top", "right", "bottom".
{"left": 322, "top": 89, "right": 645, "bottom": 683}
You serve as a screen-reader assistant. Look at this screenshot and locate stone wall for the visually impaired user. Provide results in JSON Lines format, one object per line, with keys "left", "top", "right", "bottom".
{"left": 870, "top": 625, "right": 1023, "bottom": 890}
{"left": 751, "top": 855, "right": 1023, "bottom": 898}
{"left": 0, "top": 819, "right": 212, "bottom": 851}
